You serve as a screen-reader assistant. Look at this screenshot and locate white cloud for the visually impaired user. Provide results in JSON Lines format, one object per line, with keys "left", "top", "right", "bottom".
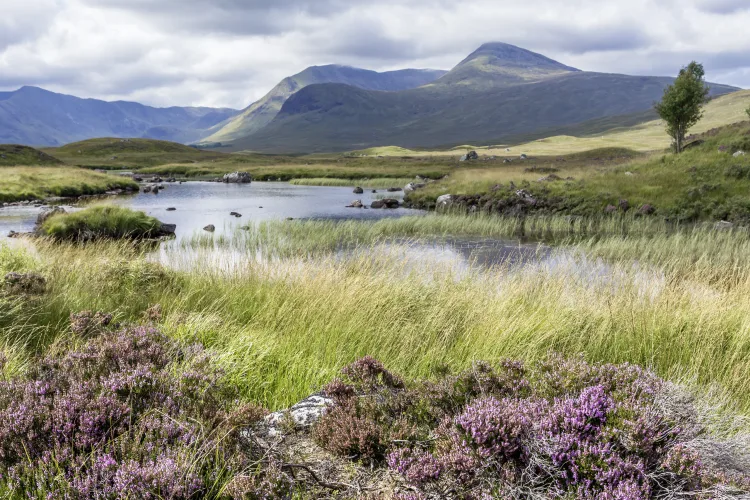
{"left": 0, "top": 0, "right": 747, "bottom": 109}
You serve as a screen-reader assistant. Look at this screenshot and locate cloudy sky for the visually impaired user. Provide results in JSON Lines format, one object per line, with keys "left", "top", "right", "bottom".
{"left": 1, "top": 0, "right": 748, "bottom": 109}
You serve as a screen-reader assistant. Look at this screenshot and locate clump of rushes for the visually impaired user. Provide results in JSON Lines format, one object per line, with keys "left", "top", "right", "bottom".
{"left": 0, "top": 320, "right": 269, "bottom": 499}
{"left": 40, "top": 206, "right": 167, "bottom": 241}
{"left": 314, "top": 355, "right": 750, "bottom": 499}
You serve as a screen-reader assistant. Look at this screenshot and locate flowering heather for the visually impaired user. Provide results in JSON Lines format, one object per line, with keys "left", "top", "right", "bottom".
{"left": 315, "top": 356, "right": 750, "bottom": 499}
{"left": 0, "top": 323, "right": 265, "bottom": 499}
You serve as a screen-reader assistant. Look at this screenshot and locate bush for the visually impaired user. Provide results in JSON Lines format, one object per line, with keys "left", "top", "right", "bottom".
{"left": 40, "top": 206, "right": 166, "bottom": 241}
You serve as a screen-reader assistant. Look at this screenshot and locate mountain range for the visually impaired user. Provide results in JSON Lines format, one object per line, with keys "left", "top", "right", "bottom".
{"left": 0, "top": 42, "right": 742, "bottom": 151}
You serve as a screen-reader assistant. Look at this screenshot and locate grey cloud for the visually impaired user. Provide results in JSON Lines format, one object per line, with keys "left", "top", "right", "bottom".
{"left": 694, "top": 0, "right": 749, "bottom": 14}
{"left": 536, "top": 25, "right": 652, "bottom": 54}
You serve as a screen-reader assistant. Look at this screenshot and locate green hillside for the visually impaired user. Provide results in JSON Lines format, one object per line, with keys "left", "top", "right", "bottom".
{"left": 45, "top": 137, "right": 228, "bottom": 169}
{"left": 231, "top": 69, "right": 738, "bottom": 153}
{"left": 0, "top": 144, "right": 63, "bottom": 166}
{"left": 201, "top": 66, "right": 447, "bottom": 145}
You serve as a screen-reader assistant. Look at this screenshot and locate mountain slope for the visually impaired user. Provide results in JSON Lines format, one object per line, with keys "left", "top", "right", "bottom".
{"left": 0, "top": 87, "right": 239, "bottom": 147}
{"left": 201, "top": 65, "right": 447, "bottom": 144}
{"left": 432, "top": 42, "right": 580, "bottom": 88}
{"left": 230, "top": 43, "right": 739, "bottom": 153}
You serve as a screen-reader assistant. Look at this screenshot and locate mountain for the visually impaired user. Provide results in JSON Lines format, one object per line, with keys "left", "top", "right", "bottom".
{"left": 200, "top": 65, "right": 448, "bottom": 144}
{"left": 229, "top": 43, "right": 740, "bottom": 153}
{"left": 0, "top": 86, "right": 240, "bottom": 147}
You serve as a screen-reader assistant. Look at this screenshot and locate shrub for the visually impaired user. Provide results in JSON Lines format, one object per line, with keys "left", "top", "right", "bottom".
{"left": 40, "top": 206, "right": 166, "bottom": 241}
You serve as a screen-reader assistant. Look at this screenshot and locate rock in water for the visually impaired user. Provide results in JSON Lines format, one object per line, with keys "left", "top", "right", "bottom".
{"left": 159, "top": 224, "right": 177, "bottom": 236}
{"left": 36, "top": 206, "right": 66, "bottom": 227}
{"left": 203, "top": 224, "right": 216, "bottom": 232}
{"left": 166, "top": 207, "right": 176, "bottom": 211}
{"left": 346, "top": 200, "right": 364, "bottom": 208}
{"left": 353, "top": 186, "right": 364, "bottom": 194}
{"left": 222, "top": 172, "right": 252, "bottom": 183}
{"left": 230, "top": 212, "right": 242, "bottom": 217}
{"left": 387, "top": 187, "right": 402, "bottom": 192}
{"left": 382, "top": 198, "right": 400, "bottom": 208}
{"left": 371, "top": 200, "right": 385, "bottom": 209}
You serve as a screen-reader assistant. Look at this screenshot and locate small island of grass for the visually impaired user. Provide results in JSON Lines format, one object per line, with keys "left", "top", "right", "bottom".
{"left": 39, "top": 206, "right": 175, "bottom": 241}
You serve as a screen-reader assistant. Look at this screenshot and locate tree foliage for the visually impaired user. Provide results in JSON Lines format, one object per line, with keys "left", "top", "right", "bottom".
{"left": 655, "top": 62, "right": 710, "bottom": 153}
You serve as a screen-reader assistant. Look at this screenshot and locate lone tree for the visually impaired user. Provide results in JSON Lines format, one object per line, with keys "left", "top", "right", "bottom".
{"left": 655, "top": 61, "right": 710, "bottom": 153}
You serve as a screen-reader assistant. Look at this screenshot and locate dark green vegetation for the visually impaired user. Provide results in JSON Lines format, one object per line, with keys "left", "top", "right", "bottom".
{"left": 44, "top": 137, "right": 229, "bottom": 169}
{"left": 0, "top": 86, "right": 238, "bottom": 146}
{"left": 203, "top": 65, "right": 447, "bottom": 144}
{"left": 40, "top": 206, "right": 167, "bottom": 241}
{"left": 655, "top": 62, "right": 710, "bottom": 153}
{"left": 0, "top": 144, "right": 63, "bottom": 166}
{"left": 408, "top": 123, "right": 750, "bottom": 223}
{"left": 230, "top": 43, "right": 738, "bottom": 153}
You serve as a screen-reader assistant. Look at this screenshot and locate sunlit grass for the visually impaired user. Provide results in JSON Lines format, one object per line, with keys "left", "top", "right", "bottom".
{"left": 288, "top": 177, "right": 414, "bottom": 188}
{"left": 0, "top": 166, "right": 138, "bottom": 203}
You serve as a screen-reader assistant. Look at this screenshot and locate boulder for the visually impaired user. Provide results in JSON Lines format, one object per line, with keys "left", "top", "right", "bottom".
{"left": 387, "top": 187, "right": 402, "bottom": 192}
{"left": 222, "top": 172, "right": 252, "bottom": 184}
{"left": 436, "top": 194, "right": 453, "bottom": 208}
{"left": 263, "top": 394, "right": 333, "bottom": 438}
{"left": 404, "top": 182, "right": 426, "bottom": 194}
{"left": 230, "top": 212, "right": 242, "bottom": 217}
{"left": 142, "top": 186, "right": 153, "bottom": 193}
{"left": 733, "top": 151, "right": 746, "bottom": 158}
{"left": 372, "top": 190, "right": 377, "bottom": 194}
{"left": 158, "top": 224, "right": 177, "bottom": 236}
{"left": 36, "top": 206, "right": 66, "bottom": 227}
{"left": 381, "top": 198, "right": 400, "bottom": 209}
{"left": 353, "top": 187, "right": 364, "bottom": 194}
{"left": 346, "top": 200, "right": 364, "bottom": 208}
{"left": 520, "top": 154, "right": 528, "bottom": 160}
{"left": 371, "top": 200, "right": 385, "bottom": 209}
{"left": 459, "top": 150, "right": 479, "bottom": 162}
{"left": 166, "top": 207, "right": 176, "bottom": 211}
{"left": 203, "top": 224, "right": 216, "bottom": 232}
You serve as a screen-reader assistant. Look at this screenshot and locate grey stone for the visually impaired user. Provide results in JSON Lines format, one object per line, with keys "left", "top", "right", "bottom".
{"left": 222, "top": 172, "right": 252, "bottom": 183}
{"left": 203, "top": 224, "right": 216, "bottom": 232}
{"left": 346, "top": 200, "right": 364, "bottom": 208}
{"left": 353, "top": 187, "right": 364, "bottom": 194}
{"left": 263, "top": 394, "right": 333, "bottom": 437}
{"left": 36, "top": 206, "right": 66, "bottom": 227}
{"left": 436, "top": 194, "right": 453, "bottom": 207}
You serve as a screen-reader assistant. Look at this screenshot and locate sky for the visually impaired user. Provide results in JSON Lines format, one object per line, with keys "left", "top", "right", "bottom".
{"left": 1, "top": 0, "right": 748, "bottom": 110}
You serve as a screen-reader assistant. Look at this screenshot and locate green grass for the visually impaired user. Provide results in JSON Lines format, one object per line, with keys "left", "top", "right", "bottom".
{"left": 408, "top": 122, "right": 750, "bottom": 222}
{"left": 0, "top": 145, "right": 63, "bottom": 166}
{"left": 5, "top": 213, "right": 750, "bottom": 415}
{"left": 0, "top": 166, "right": 138, "bottom": 203}
{"left": 40, "top": 206, "right": 165, "bottom": 241}
{"left": 288, "top": 177, "right": 415, "bottom": 188}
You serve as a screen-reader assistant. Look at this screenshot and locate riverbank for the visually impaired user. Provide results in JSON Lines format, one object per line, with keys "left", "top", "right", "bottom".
{"left": 0, "top": 166, "right": 139, "bottom": 203}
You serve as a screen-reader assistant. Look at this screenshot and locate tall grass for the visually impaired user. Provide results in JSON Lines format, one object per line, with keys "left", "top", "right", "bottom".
{"left": 40, "top": 206, "right": 165, "bottom": 241}
{"left": 0, "top": 167, "right": 138, "bottom": 203}
{"left": 288, "top": 177, "right": 414, "bottom": 188}
{"left": 4, "top": 214, "right": 750, "bottom": 414}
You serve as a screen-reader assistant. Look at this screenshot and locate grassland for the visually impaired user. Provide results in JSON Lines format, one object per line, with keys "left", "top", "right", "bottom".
{"left": 0, "top": 166, "right": 138, "bottom": 203}
{"left": 0, "top": 144, "right": 63, "bottom": 166}
{"left": 288, "top": 177, "right": 415, "bottom": 187}
{"left": 39, "top": 206, "right": 166, "bottom": 241}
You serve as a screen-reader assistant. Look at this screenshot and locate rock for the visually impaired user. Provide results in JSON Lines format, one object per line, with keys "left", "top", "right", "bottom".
{"left": 515, "top": 190, "right": 537, "bottom": 205}
{"left": 142, "top": 186, "right": 153, "bottom": 193}
{"left": 346, "top": 200, "right": 364, "bottom": 208}
{"left": 263, "top": 394, "right": 333, "bottom": 437}
{"left": 353, "top": 187, "right": 364, "bottom": 194}
{"left": 503, "top": 159, "right": 512, "bottom": 164}
{"left": 7, "top": 231, "right": 19, "bottom": 238}
{"left": 3, "top": 272, "right": 46, "bottom": 294}
{"left": 605, "top": 204, "right": 618, "bottom": 214}
{"left": 638, "top": 204, "right": 655, "bottom": 215}
{"left": 618, "top": 199, "right": 630, "bottom": 212}
{"left": 159, "top": 224, "right": 177, "bottom": 236}
{"left": 371, "top": 200, "right": 385, "bottom": 209}
{"left": 520, "top": 154, "right": 528, "bottom": 160}
{"left": 372, "top": 190, "right": 377, "bottom": 194}
{"left": 203, "top": 224, "right": 216, "bottom": 232}
{"left": 133, "top": 176, "right": 143, "bottom": 182}
{"left": 166, "top": 177, "right": 176, "bottom": 183}
{"left": 381, "top": 198, "right": 400, "bottom": 209}
{"left": 36, "top": 206, "right": 66, "bottom": 226}
{"left": 222, "top": 172, "right": 252, "bottom": 183}
{"left": 624, "top": 172, "right": 635, "bottom": 176}
{"left": 733, "top": 151, "right": 746, "bottom": 158}
{"left": 403, "top": 182, "right": 426, "bottom": 194}
{"left": 459, "top": 150, "right": 479, "bottom": 162}
{"left": 436, "top": 194, "right": 453, "bottom": 207}
{"left": 715, "top": 220, "right": 734, "bottom": 230}
{"left": 230, "top": 212, "right": 242, "bottom": 217}
{"left": 166, "top": 207, "right": 176, "bottom": 211}
{"left": 387, "top": 187, "right": 402, "bottom": 192}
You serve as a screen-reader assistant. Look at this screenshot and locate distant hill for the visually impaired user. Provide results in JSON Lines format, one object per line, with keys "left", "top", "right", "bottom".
{"left": 200, "top": 65, "right": 447, "bottom": 144}
{"left": 0, "top": 144, "right": 63, "bottom": 166}
{"left": 0, "top": 87, "right": 239, "bottom": 147}
{"left": 44, "top": 137, "right": 228, "bottom": 169}
{"left": 230, "top": 56, "right": 739, "bottom": 154}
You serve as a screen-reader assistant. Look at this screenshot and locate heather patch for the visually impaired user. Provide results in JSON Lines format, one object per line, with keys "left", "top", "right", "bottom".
{"left": 313, "top": 356, "right": 750, "bottom": 499}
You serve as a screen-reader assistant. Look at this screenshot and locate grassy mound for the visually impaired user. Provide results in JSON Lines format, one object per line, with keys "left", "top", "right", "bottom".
{"left": 40, "top": 206, "right": 166, "bottom": 241}
{"left": 0, "top": 144, "right": 63, "bottom": 166}
{"left": 0, "top": 167, "right": 138, "bottom": 203}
